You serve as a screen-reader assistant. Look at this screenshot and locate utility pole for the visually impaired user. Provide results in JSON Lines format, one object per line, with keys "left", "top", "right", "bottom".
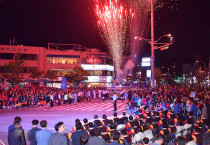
{"left": 151, "top": 0, "right": 155, "bottom": 88}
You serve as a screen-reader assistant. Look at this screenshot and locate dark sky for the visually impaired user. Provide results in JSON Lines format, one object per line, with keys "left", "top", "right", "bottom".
{"left": 0, "top": 0, "right": 209, "bottom": 73}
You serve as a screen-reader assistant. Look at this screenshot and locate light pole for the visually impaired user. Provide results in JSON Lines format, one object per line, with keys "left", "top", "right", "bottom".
{"left": 134, "top": 34, "right": 173, "bottom": 88}
{"left": 196, "top": 60, "right": 207, "bottom": 89}
{"left": 134, "top": 0, "right": 173, "bottom": 88}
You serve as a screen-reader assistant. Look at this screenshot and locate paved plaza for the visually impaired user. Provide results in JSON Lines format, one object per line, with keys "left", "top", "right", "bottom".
{"left": 0, "top": 98, "right": 126, "bottom": 145}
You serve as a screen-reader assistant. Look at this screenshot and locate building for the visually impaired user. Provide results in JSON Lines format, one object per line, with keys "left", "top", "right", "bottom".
{"left": 0, "top": 44, "right": 114, "bottom": 87}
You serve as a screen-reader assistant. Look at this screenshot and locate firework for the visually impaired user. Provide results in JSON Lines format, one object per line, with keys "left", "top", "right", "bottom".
{"left": 94, "top": 0, "right": 134, "bottom": 78}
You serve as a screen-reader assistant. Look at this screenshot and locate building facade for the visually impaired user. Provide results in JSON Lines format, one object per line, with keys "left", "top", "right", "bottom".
{"left": 0, "top": 44, "right": 114, "bottom": 87}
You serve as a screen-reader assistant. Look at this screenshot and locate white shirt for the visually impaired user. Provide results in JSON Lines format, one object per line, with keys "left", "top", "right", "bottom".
{"left": 132, "top": 132, "right": 145, "bottom": 144}
{"left": 186, "top": 140, "right": 196, "bottom": 145}
{"left": 112, "top": 94, "right": 118, "bottom": 101}
{"left": 183, "top": 124, "right": 192, "bottom": 136}
{"left": 176, "top": 125, "right": 184, "bottom": 137}
{"left": 144, "top": 130, "right": 153, "bottom": 140}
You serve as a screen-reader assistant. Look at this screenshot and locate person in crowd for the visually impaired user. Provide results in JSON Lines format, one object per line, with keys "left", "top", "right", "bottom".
{"left": 108, "top": 130, "right": 129, "bottom": 145}
{"left": 142, "top": 137, "right": 150, "bottom": 145}
{"left": 176, "top": 136, "right": 186, "bottom": 145}
{"left": 150, "top": 134, "right": 164, "bottom": 145}
{"left": 48, "top": 122, "right": 68, "bottom": 145}
{"left": 113, "top": 112, "right": 120, "bottom": 126}
{"left": 112, "top": 92, "right": 118, "bottom": 112}
{"left": 8, "top": 116, "right": 22, "bottom": 131}
{"left": 72, "top": 122, "right": 88, "bottom": 145}
{"left": 28, "top": 119, "right": 41, "bottom": 145}
{"left": 36, "top": 120, "right": 52, "bottom": 145}
{"left": 8, "top": 121, "right": 26, "bottom": 145}
{"left": 80, "top": 134, "right": 89, "bottom": 145}
{"left": 186, "top": 134, "right": 196, "bottom": 145}
{"left": 87, "top": 128, "right": 106, "bottom": 145}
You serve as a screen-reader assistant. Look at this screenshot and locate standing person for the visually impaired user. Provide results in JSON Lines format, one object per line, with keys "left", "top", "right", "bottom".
{"left": 74, "top": 92, "right": 77, "bottom": 105}
{"left": 64, "top": 93, "right": 68, "bottom": 105}
{"left": 8, "top": 121, "right": 26, "bottom": 145}
{"left": 36, "top": 120, "right": 52, "bottom": 145}
{"left": 87, "top": 91, "right": 90, "bottom": 102}
{"left": 48, "top": 122, "right": 68, "bottom": 145}
{"left": 189, "top": 99, "right": 198, "bottom": 121}
{"left": 28, "top": 119, "right": 41, "bottom": 145}
{"left": 93, "top": 89, "right": 96, "bottom": 99}
{"left": 8, "top": 116, "right": 22, "bottom": 131}
{"left": 112, "top": 92, "right": 118, "bottom": 112}
{"left": 124, "top": 91, "right": 128, "bottom": 103}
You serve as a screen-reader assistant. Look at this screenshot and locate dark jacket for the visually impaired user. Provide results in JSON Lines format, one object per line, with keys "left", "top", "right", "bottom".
{"left": 48, "top": 132, "right": 68, "bottom": 145}
{"left": 71, "top": 130, "right": 88, "bottom": 145}
{"left": 28, "top": 127, "right": 41, "bottom": 145}
{"left": 8, "top": 127, "right": 26, "bottom": 145}
{"left": 87, "top": 136, "right": 106, "bottom": 145}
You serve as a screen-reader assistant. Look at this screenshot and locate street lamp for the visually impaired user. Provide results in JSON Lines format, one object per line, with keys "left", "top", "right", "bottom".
{"left": 196, "top": 60, "right": 207, "bottom": 89}
{"left": 134, "top": 34, "right": 173, "bottom": 88}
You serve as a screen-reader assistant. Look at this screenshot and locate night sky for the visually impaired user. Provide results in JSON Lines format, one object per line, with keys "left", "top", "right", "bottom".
{"left": 0, "top": 0, "right": 209, "bottom": 74}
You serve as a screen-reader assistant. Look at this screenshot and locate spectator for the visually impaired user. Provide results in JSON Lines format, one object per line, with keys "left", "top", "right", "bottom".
{"left": 150, "top": 134, "right": 164, "bottom": 145}
{"left": 36, "top": 120, "right": 52, "bottom": 145}
{"left": 28, "top": 119, "right": 41, "bottom": 145}
{"left": 8, "top": 121, "right": 26, "bottom": 145}
{"left": 8, "top": 116, "right": 22, "bottom": 131}
{"left": 176, "top": 136, "right": 186, "bottom": 145}
{"left": 87, "top": 128, "right": 106, "bottom": 145}
{"left": 186, "top": 134, "right": 196, "bottom": 145}
{"left": 108, "top": 130, "right": 129, "bottom": 145}
{"left": 142, "top": 137, "right": 150, "bottom": 145}
{"left": 80, "top": 135, "right": 89, "bottom": 145}
{"left": 48, "top": 122, "right": 68, "bottom": 145}
{"left": 72, "top": 122, "right": 88, "bottom": 145}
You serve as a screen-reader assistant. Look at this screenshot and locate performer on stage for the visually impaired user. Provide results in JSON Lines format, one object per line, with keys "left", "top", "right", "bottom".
{"left": 112, "top": 92, "right": 118, "bottom": 112}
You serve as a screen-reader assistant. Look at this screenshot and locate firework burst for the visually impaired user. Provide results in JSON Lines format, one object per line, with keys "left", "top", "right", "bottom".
{"left": 94, "top": 0, "right": 134, "bottom": 75}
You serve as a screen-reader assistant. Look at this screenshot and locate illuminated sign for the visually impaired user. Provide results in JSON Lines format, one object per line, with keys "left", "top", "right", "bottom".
{"left": 85, "top": 76, "right": 113, "bottom": 83}
{"left": 142, "top": 57, "right": 151, "bottom": 67}
{"left": 81, "top": 64, "right": 114, "bottom": 71}
{"left": 146, "top": 70, "right": 151, "bottom": 78}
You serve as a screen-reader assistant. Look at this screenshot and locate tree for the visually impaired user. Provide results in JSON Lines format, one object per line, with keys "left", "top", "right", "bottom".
{"left": 29, "top": 69, "right": 43, "bottom": 79}
{"left": 44, "top": 70, "right": 58, "bottom": 81}
{"left": 1, "top": 53, "right": 24, "bottom": 86}
{"left": 155, "top": 68, "right": 163, "bottom": 87}
{"left": 65, "top": 65, "right": 89, "bottom": 87}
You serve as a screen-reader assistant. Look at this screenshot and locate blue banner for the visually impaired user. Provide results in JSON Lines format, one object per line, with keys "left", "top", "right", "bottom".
{"left": 61, "top": 77, "right": 66, "bottom": 90}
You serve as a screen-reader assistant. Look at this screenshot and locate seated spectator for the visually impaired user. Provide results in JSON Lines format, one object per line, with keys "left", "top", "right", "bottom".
{"left": 192, "top": 126, "right": 202, "bottom": 145}
{"left": 83, "top": 118, "right": 89, "bottom": 131}
{"left": 100, "top": 127, "right": 111, "bottom": 143}
{"left": 116, "top": 119, "right": 125, "bottom": 132}
{"left": 72, "top": 122, "right": 88, "bottom": 145}
{"left": 132, "top": 126, "right": 145, "bottom": 144}
{"left": 120, "top": 129, "right": 132, "bottom": 144}
{"left": 108, "top": 130, "right": 129, "bottom": 145}
{"left": 142, "top": 137, "right": 150, "bottom": 145}
{"left": 113, "top": 112, "right": 120, "bottom": 125}
{"left": 176, "top": 121, "right": 184, "bottom": 138}
{"left": 143, "top": 124, "right": 153, "bottom": 142}
{"left": 102, "top": 114, "right": 109, "bottom": 127}
{"left": 150, "top": 134, "right": 164, "bottom": 145}
{"left": 186, "top": 134, "right": 196, "bottom": 145}
{"left": 176, "top": 136, "right": 186, "bottom": 145}
{"left": 88, "top": 128, "right": 106, "bottom": 145}
{"left": 183, "top": 118, "right": 192, "bottom": 136}
{"left": 80, "top": 135, "right": 89, "bottom": 145}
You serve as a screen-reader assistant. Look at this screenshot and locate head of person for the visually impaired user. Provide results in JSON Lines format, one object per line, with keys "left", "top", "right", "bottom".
{"left": 129, "top": 115, "right": 133, "bottom": 121}
{"left": 83, "top": 118, "right": 88, "bottom": 124}
{"left": 14, "top": 116, "right": 22, "bottom": 122}
{"left": 122, "top": 112, "right": 126, "bottom": 116}
{"left": 119, "top": 119, "right": 124, "bottom": 125}
{"left": 185, "top": 134, "right": 194, "bottom": 142}
{"left": 32, "top": 119, "right": 39, "bottom": 127}
{"left": 194, "top": 126, "right": 200, "bottom": 134}
{"left": 121, "top": 129, "right": 128, "bottom": 136}
{"left": 88, "top": 122, "right": 94, "bottom": 128}
{"left": 176, "top": 136, "right": 186, "bottom": 145}
{"left": 113, "top": 112, "right": 117, "bottom": 117}
{"left": 102, "top": 114, "right": 107, "bottom": 120}
{"left": 76, "top": 122, "right": 83, "bottom": 130}
{"left": 40, "top": 120, "right": 47, "bottom": 128}
{"left": 94, "top": 115, "right": 98, "bottom": 119}
{"left": 55, "top": 122, "right": 65, "bottom": 133}
{"left": 75, "top": 119, "right": 80, "bottom": 124}
{"left": 111, "top": 130, "right": 121, "bottom": 141}
{"left": 110, "top": 123, "right": 116, "bottom": 130}
{"left": 143, "top": 137, "right": 149, "bottom": 145}
{"left": 14, "top": 121, "right": 21, "bottom": 128}
{"left": 80, "top": 134, "right": 89, "bottom": 145}
{"left": 93, "top": 128, "right": 101, "bottom": 136}
{"left": 154, "top": 134, "right": 164, "bottom": 145}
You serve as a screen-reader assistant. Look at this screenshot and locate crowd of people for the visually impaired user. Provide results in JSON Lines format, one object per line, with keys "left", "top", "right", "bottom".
{"left": 6, "top": 85, "right": 210, "bottom": 145}
{"left": 0, "top": 86, "right": 111, "bottom": 109}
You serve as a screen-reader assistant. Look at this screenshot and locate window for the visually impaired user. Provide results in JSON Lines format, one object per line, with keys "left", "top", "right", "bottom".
{"left": 0, "top": 53, "right": 14, "bottom": 59}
